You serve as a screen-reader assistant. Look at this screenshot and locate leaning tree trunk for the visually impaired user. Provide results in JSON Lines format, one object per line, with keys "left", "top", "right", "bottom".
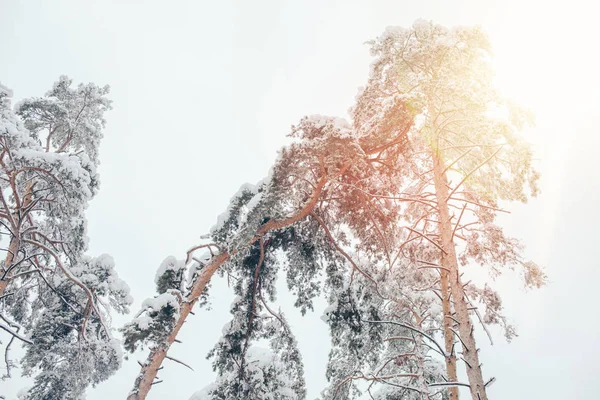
{"left": 127, "top": 174, "right": 330, "bottom": 400}
{"left": 127, "top": 255, "right": 226, "bottom": 400}
{"left": 432, "top": 152, "right": 489, "bottom": 400}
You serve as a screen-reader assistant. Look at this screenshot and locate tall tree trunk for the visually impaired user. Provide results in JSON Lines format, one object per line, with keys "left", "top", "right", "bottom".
{"left": 432, "top": 153, "right": 488, "bottom": 400}
{"left": 0, "top": 181, "right": 33, "bottom": 297}
{"left": 440, "top": 262, "right": 459, "bottom": 400}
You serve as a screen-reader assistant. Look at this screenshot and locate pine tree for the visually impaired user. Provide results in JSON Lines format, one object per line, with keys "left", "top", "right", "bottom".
{"left": 351, "top": 20, "right": 546, "bottom": 399}
{"left": 124, "top": 114, "right": 413, "bottom": 399}
{"left": 197, "top": 238, "right": 307, "bottom": 400}
{"left": 317, "top": 234, "right": 454, "bottom": 399}
{"left": 125, "top": 20, "right": 544, "bottom": 400}
{"left": 0, "top": 77, "right": 131, "bottom": 399}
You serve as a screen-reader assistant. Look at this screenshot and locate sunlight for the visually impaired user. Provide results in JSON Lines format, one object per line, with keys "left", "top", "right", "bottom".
{"left": 488, "top": 16, "right": 572, "bottom": 268}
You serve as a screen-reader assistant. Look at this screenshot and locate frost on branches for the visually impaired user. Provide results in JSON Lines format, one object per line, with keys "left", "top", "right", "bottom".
{"left": 126, "top": 20, "right": 544, "bottom": 400}
{"left": 319, "top": 240, "right": 452, "bottom": 400}
{"left": 0, "top": 77, "right": 131, "bottom": 399}
{"left": 125, "top": 110, "right": 416, "bottom": 399}
{"left": 335, "top": 20, "right": 546, "bottom": 400}
{"left": 192, "top": 347, "right": 300, "bottom": 400}
{"left": 198, "top": 246, "right": 307, "bottom": 400}
{"left": 121, "top": 256, "right": 186, "bottom": 353}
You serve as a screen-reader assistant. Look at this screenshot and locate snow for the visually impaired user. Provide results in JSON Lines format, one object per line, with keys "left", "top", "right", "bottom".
{"left": 189, "top": 383, "right": 218, "bottom": 400}
{"left": 320, "top": 301, "right": 338, "bottom": 323}
{"left": 209, "top": 209, "right": 231, "bottom": 234}
{"left": 185, "top": 251, "right": 211, "bottom": 285}
{"left": 110, "top": 338, "right": 125, "bottom": 368}
{"left": 237, "top": 190, "right": 264, "bottom": 227}
{"left": 132, "top": 316, "right": 153, "bottom": 330}
{"left": 412, "top": 19, "right": 431, "bottom": 38}
{"left": 14, "top": 148, "right": 96, "bottom": 199}
{"left": 0, "top": 82, "right": 13, "bottom": 97}
{"left": 209, "top": 182, "right": 260, "bottom": 233}
{"left": 245, "top": 191, "right": 263, "bottom": 216}
{"left": 246, "top": 346, "right": 275, "bottom": 369}
{"left": 72, "top": 254, "right": 133, "bottom": 308}
{"left": 413, "top": 110, "right": 428, "bottom": 131}
{"left": 0, "top": 107, "right": 37, "bottom": 150}
{"left": 16, "top": 387, "right": 31, "bottom": 400}
{"left": 130, "top": 292, "right": 181, "bottom": 329}
{"left": 109, "top": 278, "right": 134, "bottom": 306}
{"left": 305, "top": 114, "right": 353, "bottom": 139}
{"left": 141, "top": 292, "right": 180, "bottom": 311}
{"left": 380, "top": 25, "right": 407, "bottom": 42}
{"left": 221, "top": 320, "right": 232, "bottom": 335}
{"left": 435, "top": 34, "right": 456, "bottom": 47}
{"left": 154, "top": 255, "right": 186, "bottom": 284}
{"left": 230, "top": 296, "right": 242, "bottom": 312}
{"left": 306, "top": 114, "right": 351, "bottom": 131}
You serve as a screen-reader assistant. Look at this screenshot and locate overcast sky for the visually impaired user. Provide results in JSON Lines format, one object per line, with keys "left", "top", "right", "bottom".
{"left": 1, "top": 0, "right": 599, "bottom": 399}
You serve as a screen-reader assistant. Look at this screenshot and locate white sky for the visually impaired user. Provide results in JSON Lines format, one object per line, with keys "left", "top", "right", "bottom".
{"left": 1, "top": 0, "right": 599, "bottom": 399}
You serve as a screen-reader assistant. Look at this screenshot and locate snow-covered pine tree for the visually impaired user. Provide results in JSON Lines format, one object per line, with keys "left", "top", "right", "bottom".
{"left": 125, "top": 112, "right": 415, "bottom": 399}
{"left": 318, "top": 235, "right": 452, "bottom": 400}
{"left": 0, "top": 77, "right": 132, "bottom": 399}
{"left": 193, "top": 237, "right": 307, "bottom": 400}
{"left": 350, "top": 20, "right": 546, "bottom": 400}
{"left": 281, "top": 112, "right": 456, "bottom": 399}
{"left": 126, "top": 21, "right": 544, "bottom": 400}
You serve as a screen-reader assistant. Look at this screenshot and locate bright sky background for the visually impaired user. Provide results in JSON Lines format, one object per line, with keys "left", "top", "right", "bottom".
{"left": 1, "top": 0, "right": 599, "bottom": 399}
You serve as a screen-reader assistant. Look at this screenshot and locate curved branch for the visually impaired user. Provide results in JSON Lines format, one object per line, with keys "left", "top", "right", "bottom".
{"left": 310, "top": 211, "right": 385, "bottom": 299}
{"left": 446, "top": 147, "right": 503, "bottom": 201}
{"left": 128, "top": 172, "right": 332, "bottom": 400}
{"left": 22, "top": 238, "right": 109, "bottom": 338}
{"left": 0, "top": 321, "right": 32, "bottom": 344}
{"left": 363, "top": 319, "right": 448, "bottom": 357}
{"left": 405, "top": 227, "right": 447, "bottom": 254}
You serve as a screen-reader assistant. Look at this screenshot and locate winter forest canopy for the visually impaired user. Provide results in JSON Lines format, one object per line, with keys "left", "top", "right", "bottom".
{"left": 0, "top": 19, "right": 548, "bottom": 400}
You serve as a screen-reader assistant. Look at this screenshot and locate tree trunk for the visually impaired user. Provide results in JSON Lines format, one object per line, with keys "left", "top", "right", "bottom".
{"left": 0, "top": 181, "right": 33, "bottom": 297}
{"left": 415, "top": 315, "right": 432, "bottom": 399}
{"left": 440, "top": 262, "right": 459, "bottom": 400}
{"left": 0, "top": 235, "right": 19, "bottom": 297}
{"left": 127, "top": 254, "right": 226, "bottom": 400}
{"left": 128, "top": 174, "right": 330, "bottom": 399}
{"left": 432, "top": 153, "right": 488, "bottom": 400}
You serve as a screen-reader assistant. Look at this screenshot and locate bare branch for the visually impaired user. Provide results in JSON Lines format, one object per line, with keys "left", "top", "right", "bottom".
{"left": 310, "top": 211, "right": 386, "bottom": 299}
{"left": 451, "top": 203, "right": 467, "bottom": 242}
{"left": 164, "top": 355, "right": 194, "bottom": 372}
{"left": 405, "top": 227, "right": 447, "bottom": 254}
{"left": 23, "top": 238, "right": 109, "bottom": 338}
{"left": 446, "top": 147, "right": 503, "bottom": 202}
{"left": 363, "top": 319, "right": 447, "bottom": 357}
{"left": 0, "top": 321, "right": 32, "bottom": 344}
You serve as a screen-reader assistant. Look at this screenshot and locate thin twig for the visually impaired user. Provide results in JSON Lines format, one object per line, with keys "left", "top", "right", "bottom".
{"left": 164, "top": 355, "right": 194, "bottom": 372}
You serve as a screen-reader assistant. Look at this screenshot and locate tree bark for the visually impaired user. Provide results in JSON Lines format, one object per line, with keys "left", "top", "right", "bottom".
{"left": 0, "top": 235, "right": 19, "bottom": 297}
{"left": 415, "top": 315, "right": 432, "bottom": 399}
{"left": 127, "top": 254, "right": 226, "bottom": 400}
{"left": 440, "top": 262, "right": 459, "bottom": 400}
{"left": 0, "top": 181, "right": 33, "bottom": 297}
{"left": 432, "top": 153, "right": 488, "bottom": 400}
